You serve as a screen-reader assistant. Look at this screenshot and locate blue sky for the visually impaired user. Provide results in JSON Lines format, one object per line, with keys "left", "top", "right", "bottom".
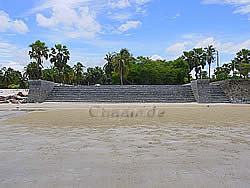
{"left": 0, "top": 0, "right": 250, "bottom": 71}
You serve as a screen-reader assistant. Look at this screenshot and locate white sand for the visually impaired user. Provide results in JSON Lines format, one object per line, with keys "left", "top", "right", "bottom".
{"left": 0, "top": 103, "right": 250, "bottom": 187}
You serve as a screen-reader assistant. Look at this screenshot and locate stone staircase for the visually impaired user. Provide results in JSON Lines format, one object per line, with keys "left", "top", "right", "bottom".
{"left": 208, "top": 83, "right": 230, "bottom": 103}
{"left": 45, "top": 85, "right": 196, "bottom": 103}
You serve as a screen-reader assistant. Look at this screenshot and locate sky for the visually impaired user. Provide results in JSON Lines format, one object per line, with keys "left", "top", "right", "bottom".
{"left": 0, "top": 0, "right": 250, "bottom": 72}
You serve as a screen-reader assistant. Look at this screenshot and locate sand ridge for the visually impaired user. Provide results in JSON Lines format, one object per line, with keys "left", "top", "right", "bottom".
{"left": 4, "top": 103, "right": 250, "bottom": 127}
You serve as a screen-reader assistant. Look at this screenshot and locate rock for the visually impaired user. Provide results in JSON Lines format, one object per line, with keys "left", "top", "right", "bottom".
{"left": 9, "top": 99, "right": 20, "bottom": 104}
{"left": 17, "top": 92, "right": 26, "bottom": 97}
{"left": 0, "top": 100, "right": 8, "bottom": 104}
{"left": 0, "top": 96, "right": 6, "bottom": 101}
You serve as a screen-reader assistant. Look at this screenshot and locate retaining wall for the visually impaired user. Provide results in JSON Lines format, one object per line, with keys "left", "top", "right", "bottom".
{"left": 27, "top": 80, "right": 56, "bottom": 103}
{"left": 212, "top": 80, "right": 250, "bottom": 104}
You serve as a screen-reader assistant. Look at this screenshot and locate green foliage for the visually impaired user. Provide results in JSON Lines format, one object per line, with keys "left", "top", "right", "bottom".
{"left": 42, "top": 67, "right": 58, "bottom": 82}
{"left": 73, "top": 62, "right": 85, "bottom": 85}
{"left": 50, "top": 44, "right": 70, "bottom": 73}
{"left": 204, "top": 45, "right": 216, "bottom": 78}
{"left": 0, "top": 67, "right": 28, "bottom": 89}
{"left": 112, "top": 48, "right": 134, "bottom": 85}
{"left": 238, "top": 63, "right": 250, "bottom": 78}
{"left": 2, "top": 40, "right": 250, "bottom": 89}
{"left": 200, "top": 71, "right": 209, "bottom": 79}
{"left": 28, "top": 40, "right": 49, "bottom": 79}
{"left": 25, "top": 62, "right": 42, "bottom": 80}
{"left": 84, "top": 67, "right": 106, "bottom": 85}
{"left": 214, "top": 64, "right": 231, "bottom": 81}
{"left": 104, "top": 53, "right": 115, "bottom": 84}
{"left": 193, "top": 48, "right": 206, "bottom": 79}
{"left": 233, "top": 49, "right": 250, "bottom": 78}
{"left": 183, "top": 47, "right": 208, "bottom": 81}
{"left": 126, "top": 57, "right": 189, "bottom": 85}
{"left": 29, "top": 40, "right": 49, "bottom": 66}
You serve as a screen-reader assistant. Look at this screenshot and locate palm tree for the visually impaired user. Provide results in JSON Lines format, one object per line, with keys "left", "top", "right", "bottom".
{"left": 183, "top": 51, "right": 195, "bottom": 82}
{"left": 2, "top": 67, "right": 13, "bottom": 87}
{"left": 1, "top": 67, "right": 23, "bottom": 88}
{"left": 50, "top": 44, "right": 70, "bottom": 72}
{"left": 25, "top": 62, "right": 42, "bottom": 80}
{"left": 0, "top": 68, "right": 3, "bottom": 87}
{"left": 214, "top": 64, "right": 231, "bottom": 81}
{"left": 73, "top": 62, "right": 85, "bottom": 85}
{"left": 85, "top": 67, "right": 105, "bottom": 85}
{"left": 29, "top": 40, "right": 49, "bottom": 68}
{"left": 233, "top": 49, "right": 250, "bottom": 78}
{"left": 63, "top": 64, "right": 74, "bottom": 84}
{"left": 204, "top": 45, "right": 216, "bottom": 79}
{"left": 104, "top": 52, "right": 115, "bottom": 84}
{"left": 193, "top": 48, "right": 206, "bottom": 79}
{"left": 42, "top": 67, "right": 59, "bottom": 82}
{"left": 49, "top": 44, "right": 70, "bottom": 83}
{"left": 113, "top": 48, "right": 133, "bottom": 85}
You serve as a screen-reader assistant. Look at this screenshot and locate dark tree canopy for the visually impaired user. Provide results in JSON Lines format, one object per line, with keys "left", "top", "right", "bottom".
{"left": 1, "top": 40, "right": 250, "bottom": 89}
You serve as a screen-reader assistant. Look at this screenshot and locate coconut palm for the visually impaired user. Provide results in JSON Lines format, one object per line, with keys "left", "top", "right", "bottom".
{"left": 1, "top": 67, "right": 23, "bottom": 88}
{"left": 2, "top": 67, "right": 13, "bottom": 87}
{"left": 25, "top": 62, "right": 42, "bottom": 80}
{"left": 113, "top": 49, "right": 133, "bottom": 85}
{"left": 63, "top": 64, "right": 74, "bottom": 84}
{"left": 104, "top": 53, "right": 115, "bottom": 84}
{"left": 85, "top": 67, "right": 105, "bottom": 85}
{"left": 73, "top": 62, "right": 85, "bottom": 85}
{"left": 183, "top": 51, "right": 195, "bottom": 82}
{"left": 204, "top": 45, "right": 216, "bottom": 79}
{"left": 193, "top": 48, "right": 206, "bottom": 79}
{"left": 42, "top": 67, "right": 59, "bottom": 82}
{"left": 233, "top": 49, "right": 250, "bottom": 78}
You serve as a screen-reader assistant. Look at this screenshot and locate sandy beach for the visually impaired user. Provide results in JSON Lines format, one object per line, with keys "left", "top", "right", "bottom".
{"left": 0, "top": 103, "right": 250, "bottom": 187}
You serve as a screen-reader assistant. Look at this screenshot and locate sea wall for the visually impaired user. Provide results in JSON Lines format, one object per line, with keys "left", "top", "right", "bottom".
{"left": 27, "top": 80, "right": 56, "bottom": 103}
{"left": 212, "top": 80, "right": 250, "bottom": 104}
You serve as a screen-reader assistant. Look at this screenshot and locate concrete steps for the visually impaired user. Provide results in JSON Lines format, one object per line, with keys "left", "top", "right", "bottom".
{"left": 46, "top": 85, "right": 196, "bottom": 103}
{"left": 206, "top": 84, "right": 230, "bottom": 103}
{"left": 45, "top": 84, "right": 230, "bottom": 103}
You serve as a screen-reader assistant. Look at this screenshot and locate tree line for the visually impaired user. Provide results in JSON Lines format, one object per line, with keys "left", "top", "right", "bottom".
{"left": 0, "top": 40, "right": 250, "bottom": 89}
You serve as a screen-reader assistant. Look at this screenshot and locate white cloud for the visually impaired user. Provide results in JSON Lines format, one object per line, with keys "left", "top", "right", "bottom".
{"left": 36, "top": 7, "right": 101, "bottom": 39}
{"left": 0, "top": 10, "right": 29, "bottom": 34}
{"left": 36, "top": 13, "right": 56, "bottom": 28}
{"left": 0, "top": 40, "right": 29, "bottom": 71}
{"left": 165, "top": 35, "right": 250, "bottom": 59}
{"left": 169, "top": 13, "right": 181, "bottom": 21}
{"left": 108, "top": 12, "right": 132, "bottom": 21}
{"left": 166, "top": 42, "right": 189, "bottom": 54}
{"left": 34, "top": 0, "right": 103, "bottom": 39}
{"left": 202, "top": 0, "right": 250, "bottom": 15}
{"left": 109, "top": 0, "right": 130, "bottom": 9}
{"left": 33, "top": 0, "right": 151, "bottom": 39}
{"left": 117, "top": 20, "right": 142, "bottom": 32}
{"left": 135, "top": 0, "right": 151, "bottom": 5}
{"left": 109, "top": 0, "right": 151, "bottom": 9}
{"left": 150, "top": 54, "right": 164, "bottom": 60}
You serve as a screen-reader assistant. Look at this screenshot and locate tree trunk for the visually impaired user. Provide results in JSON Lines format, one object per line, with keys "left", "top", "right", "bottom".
{"left": 188, "top": 74, "right": 191, "bottom": 83}
{"left": 188, "top": 66, "right": 192, "bottom": 82}
{"left": 209, "top": 64, "right": 211, "bottom": 79}
{"left": 120, "top": 62, "right": 123, "bottom": 85}
{"left": 195, "top": 68, "right": 199, "bottom": 80}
